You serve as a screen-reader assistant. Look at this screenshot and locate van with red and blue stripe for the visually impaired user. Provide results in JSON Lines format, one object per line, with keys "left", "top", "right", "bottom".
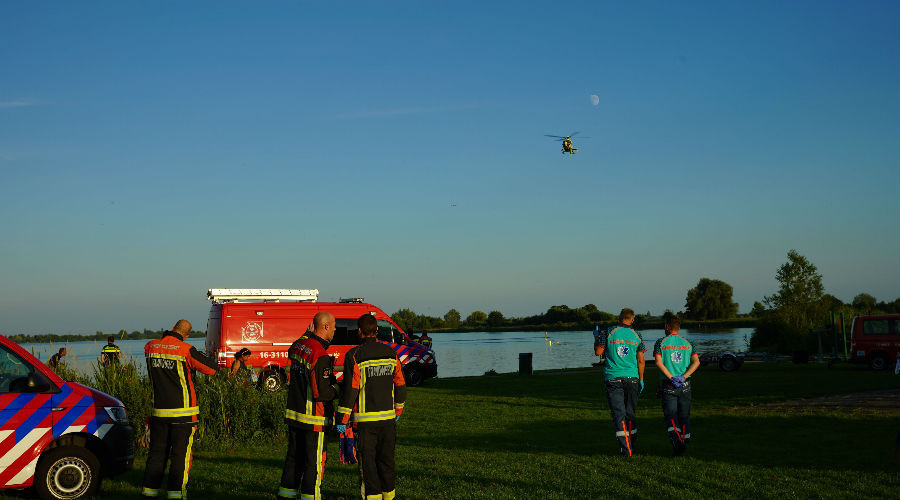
{"left": 0, "top": 334, "right": 134, "bottom": 500}
{"left": 204, "top": 289, "right": 438, "bottom": 391}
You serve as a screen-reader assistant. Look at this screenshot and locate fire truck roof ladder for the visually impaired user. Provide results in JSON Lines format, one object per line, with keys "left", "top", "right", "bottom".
{"left": 207, "top": 288, "right": 320, "bottom": 304}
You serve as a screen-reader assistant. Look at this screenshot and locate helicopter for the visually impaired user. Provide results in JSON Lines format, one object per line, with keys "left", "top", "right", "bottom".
{"left": 545, "top": 132, "right": 589, "bottom": 155}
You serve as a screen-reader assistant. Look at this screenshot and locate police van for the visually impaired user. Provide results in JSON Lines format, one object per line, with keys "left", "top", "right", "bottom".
{"left": 0, "top": 335, "right": 133, "bottom": 500}
{"left": 204, "top": 289, "right": 437, "bottom": 391}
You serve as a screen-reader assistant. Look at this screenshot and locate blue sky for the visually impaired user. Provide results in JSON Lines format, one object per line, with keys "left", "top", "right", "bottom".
{"left": 1, "top": 1, "right": 898, "bottom": 334}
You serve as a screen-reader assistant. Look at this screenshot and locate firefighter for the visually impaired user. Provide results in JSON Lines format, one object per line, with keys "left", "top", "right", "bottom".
{"left": 653, "top": 316, "right": 700, "bottom": 456}
{"left": 593, "top": 307, "right": 645, "bottom": 456}
{"left": 141, "top": 319, "right": 217, "bottom": 499}
{"left": 100, "top": 336, "right": 122, "bottom": 365}
{"left": 335, "top": 313, "right": 407, "bottom": 500}
{"left": 48, "top": 347, "right": 66, "bottom": 369}
{"left": 417, "top": 330, "right": 432, "bottom": 348}
{"left": 278, "top": 311, "right": 341, "bottom": 500}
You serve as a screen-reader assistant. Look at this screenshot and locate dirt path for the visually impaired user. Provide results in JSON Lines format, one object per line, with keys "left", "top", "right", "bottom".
{"left": 755, "top": 388, "right": 900, "bottom": 412}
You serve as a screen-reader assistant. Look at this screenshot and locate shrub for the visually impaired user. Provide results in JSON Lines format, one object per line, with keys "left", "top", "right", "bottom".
{"left": 749, "top": 316, "right": 811, "bottom": 354}
{"left": 52, "top": 360, "right": 288, "bottom": 450}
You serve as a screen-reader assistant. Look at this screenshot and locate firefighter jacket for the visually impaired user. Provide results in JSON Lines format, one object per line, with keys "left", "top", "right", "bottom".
{"left": 336, "top": 337, "right": 407, "bottom": 425}
{"left": 285, "top": 333, "right": 340, "bottom": 432}
{"left": 144, "top": 332, "right": 217, "bottom": 424}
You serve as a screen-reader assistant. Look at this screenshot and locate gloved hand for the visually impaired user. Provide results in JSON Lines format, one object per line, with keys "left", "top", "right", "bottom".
{"left": 395, "top": 415, "right": 400, "bottom": 422}
{"left": 592, "top": 325, "right": 601, "bottom": 341}
{"left": 670, "top": 376, "right": 686, "bottom": 389}
{"left": 335, "top": 424, "right": 347, "bottom": 434}
{"left": 639, "top": 380, "right": 644, "bottom": 393}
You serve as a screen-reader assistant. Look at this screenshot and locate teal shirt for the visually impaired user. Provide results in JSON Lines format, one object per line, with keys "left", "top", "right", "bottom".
{"left": 597, "top": 324, "right": 646, "bottom": 381}
{"left": 652, "top": 334, "right": 696, "bottom": 380}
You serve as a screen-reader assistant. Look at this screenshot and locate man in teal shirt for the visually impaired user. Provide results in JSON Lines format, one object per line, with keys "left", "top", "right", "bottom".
{"left": 594, "top": 308, "right": 645, "bottom": 456}
{"left": 653, "top": 316, "right": 700, "bottom": 455}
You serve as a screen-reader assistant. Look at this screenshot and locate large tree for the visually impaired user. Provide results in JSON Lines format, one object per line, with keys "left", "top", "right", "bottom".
{"left": 764, "top": 249, "right": 825, "bottom": 330}
{"left": 464, "top": 311, "right": 487, "bottom": 326}
{"left": 684, "top": 278, "right": 738, "bottom": 320}
{"left": 486, "top": 310, "right": 506, "bottom": 327}
{"left": 851, "top": 293, "right": 877, "bottom": 311}
{"left": 443, "top": 309, "right": 461, "bottom": 328}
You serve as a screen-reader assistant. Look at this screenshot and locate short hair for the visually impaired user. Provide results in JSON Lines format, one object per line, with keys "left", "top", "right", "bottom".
{"left": 107, "top": 336, "right": 115, "bottom": 343}
{"left": 173, "top": 319, "right": 192, "bottom": 335}
{"left": 666, "top": 316, "right": 681, "bottom": 331}
{"left": 58, "top": 348, "right": 66, "bottom": 354}
{"left": 357, "top": 313, "right": 378, "bottom": 337}
{"left": 619, "top": 308, "right": 635, "bottom": 322}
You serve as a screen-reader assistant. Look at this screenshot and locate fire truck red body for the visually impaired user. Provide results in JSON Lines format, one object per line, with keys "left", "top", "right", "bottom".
{"left": 204, "top": 289, "right": 437, "bottom": 390}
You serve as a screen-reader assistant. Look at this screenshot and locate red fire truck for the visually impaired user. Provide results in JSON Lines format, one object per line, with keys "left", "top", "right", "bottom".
{"left": 204, "top": 289, "right": 437, "bottom": 390}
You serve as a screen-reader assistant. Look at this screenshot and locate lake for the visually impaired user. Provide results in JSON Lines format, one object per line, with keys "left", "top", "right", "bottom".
{"left": 20, "top": 328, "right": 751, "bottom": 378}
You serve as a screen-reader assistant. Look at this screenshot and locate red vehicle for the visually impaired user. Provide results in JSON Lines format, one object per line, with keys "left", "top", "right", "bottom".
{"left": 0, "top": 335, "right": 133, "bottom": 500}
{"left": 848, "top": 314, "right": 900, "bottom": 370}
{"left": 204, "top": 289, "right": 437, "bottom": 390}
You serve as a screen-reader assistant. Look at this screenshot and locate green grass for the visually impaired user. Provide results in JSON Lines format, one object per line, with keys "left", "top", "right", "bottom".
{"left": 17, "top": 362, "right": 900, "bottom": 499}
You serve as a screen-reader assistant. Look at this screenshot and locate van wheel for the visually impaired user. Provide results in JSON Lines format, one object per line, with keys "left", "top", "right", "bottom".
{"left": 869, "top": 354, "right": 888, "bottom": 371}
{"left": 258, "top": 370, "right": 284, "bottom": 392}
{"left": 34, "top": 446, "right": 101, "bottom": 500}
{"left": 718, "top": 355, "right": 738, "bottom": 372}
{"left": 404, "top": 364, "right": 424, "bottom": 386}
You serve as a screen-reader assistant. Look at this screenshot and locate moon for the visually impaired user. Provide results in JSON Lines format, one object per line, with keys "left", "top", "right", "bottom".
{"left": 590, "top": 94, "right": 600, "bottom": 106}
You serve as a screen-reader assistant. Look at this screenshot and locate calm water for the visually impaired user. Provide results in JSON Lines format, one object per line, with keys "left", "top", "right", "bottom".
{"left": 21, "top": 328, "right": 751, "bottom": 378}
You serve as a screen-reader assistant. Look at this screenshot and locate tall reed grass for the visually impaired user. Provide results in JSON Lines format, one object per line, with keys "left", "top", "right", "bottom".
{"left": 52, "top": 359, "right": 287, "bottom": 450}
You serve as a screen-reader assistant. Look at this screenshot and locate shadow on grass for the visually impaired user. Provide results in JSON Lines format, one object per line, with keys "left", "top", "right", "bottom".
{"left": 402, "top": 413, "right": 899, "bottom": 473}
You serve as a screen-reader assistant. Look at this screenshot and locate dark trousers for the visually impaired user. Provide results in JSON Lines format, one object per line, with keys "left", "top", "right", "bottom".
{"left": 356, "top": 420, "right": 397, "bottom": 500}
{"left": 605, "top": 376, "right": 640, "bottom": 456}
{"left": 141, "top": 419, "right": 197, "bottom": 499}
{"left": 661, "top": 379, "right": 692, "bottom": 453}
{"left": 279, "top": 426, "right": 326, "bottom": 500}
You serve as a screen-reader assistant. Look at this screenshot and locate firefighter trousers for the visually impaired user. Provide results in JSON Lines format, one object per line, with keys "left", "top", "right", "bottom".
{"left": 279, "top": 427, "right": 327, "bottom": 500}
{"left": 141, "top": 419, "right": 197, "bottom": 499}
{"left": 605, "top": 376, "right": 639, "bottom": 456}
{"left": 356, "top": 420, "right": 397, "bottom": 500}
{"left": 661, "top": 379, "right": 692, "bottom": 453}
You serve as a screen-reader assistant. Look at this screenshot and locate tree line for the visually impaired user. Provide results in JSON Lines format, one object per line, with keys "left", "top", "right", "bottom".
{"left": 3, "top": 328, "right": 205, "bottom": 345}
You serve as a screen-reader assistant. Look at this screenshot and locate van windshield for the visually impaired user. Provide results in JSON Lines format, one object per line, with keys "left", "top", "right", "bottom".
{"left": 377, "top": 320, "right": 406, "bottom": 345}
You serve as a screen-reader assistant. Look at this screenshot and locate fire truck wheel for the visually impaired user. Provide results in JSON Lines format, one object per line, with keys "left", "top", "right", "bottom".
{"left": 258, "top": 370, "right": 284, "bottom": 392}
{"left": 403, "top": 363, "right": 424, "bottom": 387}
{"left": 34, "top": 446, "right": 101, "bottom": 500}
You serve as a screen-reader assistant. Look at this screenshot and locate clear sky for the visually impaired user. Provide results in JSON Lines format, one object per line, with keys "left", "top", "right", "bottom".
{"left": 1, "top": 1, "right": 898, "bottom": 334}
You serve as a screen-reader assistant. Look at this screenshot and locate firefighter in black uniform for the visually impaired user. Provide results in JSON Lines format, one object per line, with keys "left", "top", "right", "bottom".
{"left": 141, "top": 319, "right": 217, "bottom": 500}
{"left": 336, "top": 313, "right": 407, "bottom": 500}
{"left": 278, "top": 311, "right": 341, "bottom": 500}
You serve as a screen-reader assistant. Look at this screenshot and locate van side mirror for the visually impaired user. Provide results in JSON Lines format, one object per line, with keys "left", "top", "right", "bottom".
{"left": 24, "top": 371, "right": 58, "bottom": 393}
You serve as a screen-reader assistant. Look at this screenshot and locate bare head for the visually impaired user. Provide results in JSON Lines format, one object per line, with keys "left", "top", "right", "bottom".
{"left": 172, "top": 319, "right": 192, "bottom": 338}
{"left": 666, "top": 316, "right": 681, "bottom": 334}
{"left": 59, "top": 348, "right": 67, "bottom": 355}
{"left": 357, "top": 313, "right": 378, "bottom": 338}
{"left": 107, "top": 336, "right": 115, "bottom": 344}
{"left": 313, "top": 311, "right": 336, "bottom": 342}
{"left": 619, "top": 308, "right": 635, "bottom": 325}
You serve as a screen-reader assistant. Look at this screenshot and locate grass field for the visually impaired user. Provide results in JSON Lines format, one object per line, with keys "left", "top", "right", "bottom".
{"left": 18, "top": 362, "right": 900, "bottom": 499}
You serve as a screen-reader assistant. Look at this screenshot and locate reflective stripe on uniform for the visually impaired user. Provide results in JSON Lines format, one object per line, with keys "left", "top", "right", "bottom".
{"left": 285, "top": 409, "right": 329, "bottom": 426}
{"left": 277, "top": 486, "right": 298, "bottom": 498}
{"left": 142, "top": 487, "right": 160, "bottom": 496}
{"left": 180, "top": 426, "right": 196, "bottom": 497}
{"left": 314, "top": 431, "right": 324, "bottom": 500}
{"left": 167, "top": 491, "right": 183, "bottom": 499}
{"left": 383, "top": 490, "right": 396, "bottom": 500}
{"left": 152, "top": 406, "right": 200, "bottom": 418}
{"left": 353, "top": 409, "right": 396, "bottom": 422}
